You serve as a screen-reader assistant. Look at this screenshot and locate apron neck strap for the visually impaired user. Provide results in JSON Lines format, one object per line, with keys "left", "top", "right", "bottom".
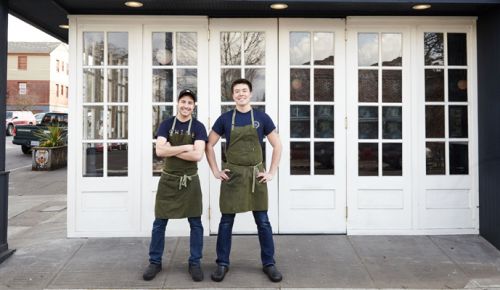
{"left": 231, "top": 108, "right": 254, "bottom": 131}
{"left": 170, "top": 117, "right": 193, "bottom": 136}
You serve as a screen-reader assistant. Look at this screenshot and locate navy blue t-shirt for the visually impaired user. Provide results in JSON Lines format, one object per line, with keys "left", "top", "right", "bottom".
{"left": 212, "top": 109, "right": 276, "bottom": 145}
{"left": 157, "top": 117, "right": 208, "bottom": 143}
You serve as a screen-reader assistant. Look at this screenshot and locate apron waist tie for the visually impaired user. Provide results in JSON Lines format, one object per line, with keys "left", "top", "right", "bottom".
{"left": 162, "top": 170, "right": 198, "bottom": 190}
{"left": 252, "top": 162, "right": 263, "bottom": 193}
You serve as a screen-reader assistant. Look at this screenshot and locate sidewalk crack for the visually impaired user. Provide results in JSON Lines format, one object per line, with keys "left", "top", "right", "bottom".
{"left": 162, "top": 237, "right": 181, "bottom": 288}
{"left": 346, "top": 236, "right": 376, "bottom": 288}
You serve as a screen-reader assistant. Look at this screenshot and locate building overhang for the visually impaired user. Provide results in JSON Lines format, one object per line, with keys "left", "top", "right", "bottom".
{"left": 7, "top": 0, "right": 500, "bottom": 43}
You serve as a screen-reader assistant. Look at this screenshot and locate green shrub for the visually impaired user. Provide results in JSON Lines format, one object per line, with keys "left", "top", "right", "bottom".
{"left": 34, "top": 125, "right": 66, "bottom": 147}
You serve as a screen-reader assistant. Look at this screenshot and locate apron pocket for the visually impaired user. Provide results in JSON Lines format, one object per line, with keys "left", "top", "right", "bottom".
{"left": 157, "top": 174, "right": 180, "bottom": 200}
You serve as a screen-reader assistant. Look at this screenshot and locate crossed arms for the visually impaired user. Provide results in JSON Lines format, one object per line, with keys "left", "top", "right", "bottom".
{"left": 155, "top": 136, "right": 206, "bottom": 162}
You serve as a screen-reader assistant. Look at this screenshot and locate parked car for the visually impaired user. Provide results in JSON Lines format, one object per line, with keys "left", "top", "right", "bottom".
{"left": 5, "top": 111, "right": 36, "bottom": 136}
{"left": 34, "top": 112, "right": 46, "bottom": 124}
{"left": 12, "top": 112, "right": 68, "bottom": 154}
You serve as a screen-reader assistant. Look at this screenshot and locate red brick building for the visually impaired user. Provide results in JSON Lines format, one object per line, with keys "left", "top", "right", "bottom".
{"left": 7, "top": 42, "right": 68, "bottom": 112}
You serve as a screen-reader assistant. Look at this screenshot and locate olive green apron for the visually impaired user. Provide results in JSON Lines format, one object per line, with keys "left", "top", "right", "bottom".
{"left": 155, "top": 117, "right": 202, "bottom": 219}
{"left": 220, "top": 109, "right": 268, "bottom": 214}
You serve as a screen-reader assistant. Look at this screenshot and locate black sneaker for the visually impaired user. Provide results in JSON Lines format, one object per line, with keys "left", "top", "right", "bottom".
{"left": 211, "top": 265, "right": 228, "bottom": 282}
{"left": 189, "top": 264, "right": 204, "bottom": 282}
{"left": 263, "top": 265, "right": 283, "bottom": 282}
{"left": 143, "top": 263, "right": 162, "bottom": 281}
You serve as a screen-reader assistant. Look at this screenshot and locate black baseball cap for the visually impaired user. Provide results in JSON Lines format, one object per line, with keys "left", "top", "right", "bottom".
{"left": 178, "top": 89, "right": 197, "bottom": 102}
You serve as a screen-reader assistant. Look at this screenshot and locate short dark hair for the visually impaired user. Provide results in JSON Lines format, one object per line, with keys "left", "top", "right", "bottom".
{"left": 231, "top": 78, "right": 252, "bottom": 93}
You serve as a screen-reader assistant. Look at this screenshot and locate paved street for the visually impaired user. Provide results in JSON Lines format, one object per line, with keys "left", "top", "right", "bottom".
{"left": 2, "top": 137, "right": 500, "bottom": 289}
{"left": 5, "top": 136, "right": 31, "bottom": 172}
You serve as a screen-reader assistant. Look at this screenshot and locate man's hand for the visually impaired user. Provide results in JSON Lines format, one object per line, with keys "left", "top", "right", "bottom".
{"left": 257, "top": 172, "right": 274, "bottom": 183}
{"left": 214, "top": 169, "right": 231, "bottom": 181}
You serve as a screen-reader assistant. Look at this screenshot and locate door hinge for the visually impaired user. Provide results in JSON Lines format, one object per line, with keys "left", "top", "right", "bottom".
{"left": 345, "top": 28, "right": 348, "bottom": 42}
{"left": 345, "top": 206, "right": 348, "bottom": 219}
{"left": 344, "top": 116, "right": 348, "bottom": 129}
{"left": 208, "top": 29, "right": 210, "bottom": 41}
{"left": 208, "top": 207, "right": 211, "bottom": 219}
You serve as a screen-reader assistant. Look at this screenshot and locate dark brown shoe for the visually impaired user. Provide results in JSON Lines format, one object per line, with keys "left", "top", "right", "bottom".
{"left": 211, "top": 265, "right": 228, "bottom": 282}
{"left": 263, "top": 265, "right": 282, "bottom": 282}
{"left": 143, "top": 263, "right": 162, "bottom": 281}
{"left": 189, "top": 264, "right": 204, "bottom": 282}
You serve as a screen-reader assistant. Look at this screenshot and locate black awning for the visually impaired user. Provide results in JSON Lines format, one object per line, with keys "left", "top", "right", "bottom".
{"left": 8, "top": 0, "right": 500, "bottom": 43}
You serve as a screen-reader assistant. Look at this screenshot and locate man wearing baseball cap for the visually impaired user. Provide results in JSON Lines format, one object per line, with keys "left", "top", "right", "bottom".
{"left": 143, "top": 89, "right": 208, "bottom": 282}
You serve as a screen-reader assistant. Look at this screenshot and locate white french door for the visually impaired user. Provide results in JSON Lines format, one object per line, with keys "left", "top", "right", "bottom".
{"left": 278, "top": 19, "right": 347, "bottom": 233}
{"left": 208, "top": 19, "right": 279, "bottom": 234}
{"left": 346, "top": 22, "right": 412, "bottom": 233}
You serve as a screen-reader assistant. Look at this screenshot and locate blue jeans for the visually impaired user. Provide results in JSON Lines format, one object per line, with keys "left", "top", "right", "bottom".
{"left": 148, "top": 217, "right": 203, "bottom": 266}
{"left": 216, "top": 211, "right": 275, "bottom": 267}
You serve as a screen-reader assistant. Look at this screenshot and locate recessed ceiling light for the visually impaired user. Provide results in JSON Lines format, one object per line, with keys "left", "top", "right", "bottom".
{"left": 412, "top": 4, "right": 431, "bottom": 10}
{"left": 270, "top": 3, "right": 288, "bottom": 10}
{"left": 125, "top": 1, "right": 143, "bottom": 8}
{"left": 59, "top": 24, "right": 69, "bottom": 29}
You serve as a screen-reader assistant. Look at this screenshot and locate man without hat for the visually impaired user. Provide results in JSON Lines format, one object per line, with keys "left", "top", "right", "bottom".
{"left": 206, "top": 79, "right": 283, "bottom": 282}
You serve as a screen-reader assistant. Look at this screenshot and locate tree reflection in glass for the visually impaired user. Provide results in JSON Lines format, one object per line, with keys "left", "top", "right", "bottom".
{"left": 83, "top": 32, "right": 104, "bottom": 66}
{"left": 108, "top": 32, "right": 128, "bottom": 66}
{"left": 221, "top": 32, "right": 242, "bottom": 65}
{"left": 221, "top": 69, "right": 241, "bottom": 102}
{"left": 177, "top": 69, "right": 197, "bottom": 95}
{"left": 83, "top": 69, "right": 104, "bottom": 103}
{"left": 152, "top": 106, "right": 173, "bottom": 139}
{"left": 108, "top": 69, "right": 128, "bottom": 103}
{"left": 177, "top": 32, "right": 197, "bottom": 66}
{"left": 152, "top": 69, "right": 173, "bottom": 102}
{"left": 424, "top": 32, "right": 444, "bottom": 66}
{"left": 244, "top": 32, "right": 265, "bottom": 65}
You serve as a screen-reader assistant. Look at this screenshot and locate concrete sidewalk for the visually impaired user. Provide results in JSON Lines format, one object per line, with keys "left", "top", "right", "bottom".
{"left": 2, "top": 167, "right": 500, "bottom": 289}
